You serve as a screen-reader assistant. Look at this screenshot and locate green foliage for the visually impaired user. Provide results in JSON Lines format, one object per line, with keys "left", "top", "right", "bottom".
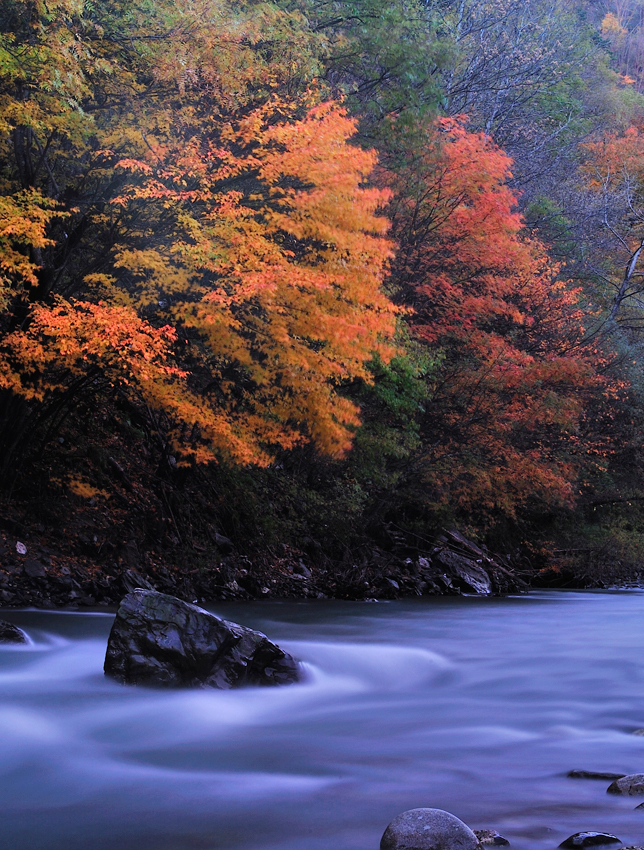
{"left": 301, "top": 0, "right": 446, "bottom": 134}
{"left": 524, "top": 197, "right": 578, "bottom": 262}
{"left": 348, "top": 345, "right": 438, "bottom": 488}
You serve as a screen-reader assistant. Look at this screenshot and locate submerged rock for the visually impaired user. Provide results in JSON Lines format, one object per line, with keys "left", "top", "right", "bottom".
{"left": 0, "top": 619, "right": 28, "bottom": 643}
{"left": 567, "top": 770, "right": 626, "bottom": 781}
{"left": 380, "top": 808, "right": 480, "bottom": 850}
{"left": 559, "top": 833, "right": 621, "bottom": 848}
{"left": 104, "top": 589, "right": 301, "bottom": 689}
{"left": 607, "top": 774, "right": 644, "bottom": 795}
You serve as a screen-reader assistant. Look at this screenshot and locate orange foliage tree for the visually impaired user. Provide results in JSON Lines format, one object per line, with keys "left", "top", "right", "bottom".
{"left": 387, "top": 117, "right": 609, "bottom": 521}
{"left": 108, "top": 99, "right": 396, "bottom": 464}
{"left": 0, "top": 0, "right": 395, "bottom": 470}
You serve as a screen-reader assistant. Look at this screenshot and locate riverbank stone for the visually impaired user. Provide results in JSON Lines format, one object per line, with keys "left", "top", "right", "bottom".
{"left": 607, "top": 774, "right": 644, "bottom": 795}
{"left": 104, "top": 589, "right": 301, "bottom": 688}
{"left": 559, "top": 833, "right": 621, "bottom": 848}
{"left": 434, "top": 550, "right": 492, "bottom": 595}
{"left": 0, "top": 619, "right": 28, "bottom": 643}
{"left": 380, "top": 808, "right": 480, "bottom": 850}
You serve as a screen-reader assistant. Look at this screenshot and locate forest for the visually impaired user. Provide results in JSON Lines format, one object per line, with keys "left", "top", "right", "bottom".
{"left": 2, "top": 0, "right": 644, "bottom": 603}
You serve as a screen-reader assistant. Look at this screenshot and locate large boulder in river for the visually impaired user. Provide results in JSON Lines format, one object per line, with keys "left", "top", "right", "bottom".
{"left": 104, "top": 589, "right": 301, "bottom": 689}
{"left": 380, "top": 808, "right": 480, "bottom": 850}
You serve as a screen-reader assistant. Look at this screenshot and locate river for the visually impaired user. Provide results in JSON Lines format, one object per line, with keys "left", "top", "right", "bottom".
{"left": 1, "top": 591, "right": 644, "bottom": 850}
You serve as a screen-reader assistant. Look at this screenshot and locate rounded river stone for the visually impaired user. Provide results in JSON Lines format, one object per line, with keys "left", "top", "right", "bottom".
{"left": 380, "top": 808, "right": 480, "bottom": 850}
{"left": 607, "top": 774, "right": 644, "bottom": 795}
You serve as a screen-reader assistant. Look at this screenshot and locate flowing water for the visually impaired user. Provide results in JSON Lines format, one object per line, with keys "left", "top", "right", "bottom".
{"left": 2, "top": 591, "right": 644, "bottom": 850}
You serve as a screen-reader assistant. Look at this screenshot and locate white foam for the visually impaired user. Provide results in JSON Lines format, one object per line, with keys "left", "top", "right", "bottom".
{"left": 284, "top": 640, "right": 452, "bottom": 691}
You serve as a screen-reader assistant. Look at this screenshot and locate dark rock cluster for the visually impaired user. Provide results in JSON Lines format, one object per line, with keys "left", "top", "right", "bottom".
{"left": 322, "top": 530, "right": 527, "bottom": 601}
{"left": 0, "top": 525, "right": 528, "bottom": 609}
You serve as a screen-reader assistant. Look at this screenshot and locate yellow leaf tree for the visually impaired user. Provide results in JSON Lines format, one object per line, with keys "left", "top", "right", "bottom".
{"left": 0, "top": 0, "right": 395, "bottom": 471}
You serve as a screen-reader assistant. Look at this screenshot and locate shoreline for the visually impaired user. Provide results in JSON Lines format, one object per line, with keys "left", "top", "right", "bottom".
{"left": 0, "top": 526, "right": 621, "bottom": 611}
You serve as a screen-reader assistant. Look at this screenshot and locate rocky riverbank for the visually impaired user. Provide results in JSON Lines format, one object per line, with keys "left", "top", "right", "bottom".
{"left": 0, "top": 527, "right": 532, "bottom": 608}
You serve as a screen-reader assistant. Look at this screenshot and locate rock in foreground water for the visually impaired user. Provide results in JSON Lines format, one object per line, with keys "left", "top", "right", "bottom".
{"left": 607, "top": 774, "right": 644, "bottom": 795}
{"left": 559, "top": 833, "right": 621, "bottom": 848}
{"left": 104, "top": 589, "right": 301, "bottom": 688}
{"left": 0, "top": 619, "right": 28, "bottom": 643}
{"left": 380, "top": 808, "right": 480, "bottom": 850}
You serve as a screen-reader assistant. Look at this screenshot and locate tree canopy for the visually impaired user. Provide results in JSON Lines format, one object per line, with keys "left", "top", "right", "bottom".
{"left": 0, "top": 0, "right": 396, "bottom": 467}
{"left": 1, "top": 0, "right": 643, "bottom": 574}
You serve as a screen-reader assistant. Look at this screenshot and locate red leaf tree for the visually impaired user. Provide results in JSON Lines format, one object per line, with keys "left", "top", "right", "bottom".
{"left": 387, "top": 117, "right": 609, "bottom": 521}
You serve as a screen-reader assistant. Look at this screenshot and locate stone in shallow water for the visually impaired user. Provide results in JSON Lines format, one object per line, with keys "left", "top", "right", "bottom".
{"left": 474, "top": 829, "right": 510, "bottom": 845}
{"left": 559, "top": 833, "right": 621, "bottom": 848}
{"left": 380, "top": 808, "right": 480, "bottom": 850}
{"left": 607, "top": 774, "right": 644, "bottom": 795}
{"left": 0, "top": 620, "right": 28, "bottom": 643}
{"left": 104, "top": 589, "right": 301, "bottom": 689}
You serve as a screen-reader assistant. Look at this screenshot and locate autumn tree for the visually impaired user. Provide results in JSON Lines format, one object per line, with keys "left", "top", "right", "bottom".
{"left": 385, "top": 117, "right": 610, "bottom": 523}
{"left": 0, "top": 0, "right": 396, "bottom": 475}
{"left": 0, "top": 0, "right": 634, "bottom": 557}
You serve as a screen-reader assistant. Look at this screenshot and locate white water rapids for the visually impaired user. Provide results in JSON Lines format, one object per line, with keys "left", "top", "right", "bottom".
{"left": 1, "top": 591, "right": 644, "bottom": 849}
